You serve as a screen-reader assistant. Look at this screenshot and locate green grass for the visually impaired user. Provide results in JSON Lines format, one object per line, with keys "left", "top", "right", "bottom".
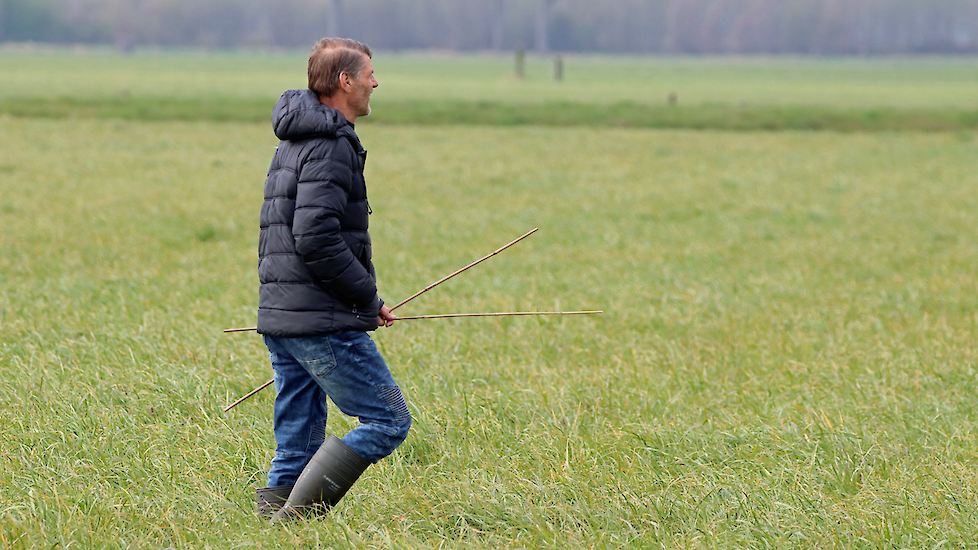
{"left": 2, "top": 50, "right": 978, "bottom": 130}
{"left": 1, "top": 114, "right": 978, "bottom": 547}
{"left": 9, "top": 96, "right": 978, "bottom": 132}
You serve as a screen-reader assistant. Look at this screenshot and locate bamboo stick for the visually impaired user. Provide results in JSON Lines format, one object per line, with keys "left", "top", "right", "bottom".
{"left": 223, "top": 228, "right": 539, "bottom": 334}
{"left": 223, "top": 378, "right": 274, "bottom": 412}
{"left": 388, "top": 227, "right": 538, "bottom": 311}
{"left": 223, "top": 309, "right": 602, "bottom": 411}
{"left": 396, "top": 310, "right": 602, "bottom": 320}
{"left": 226, "top": 309, "right": 601, "bottom": 332}
{"left": 222, "top": 228, "right": 540, "bottom": 411}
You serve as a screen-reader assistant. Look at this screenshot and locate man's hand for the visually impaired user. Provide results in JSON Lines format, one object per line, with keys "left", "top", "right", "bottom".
{"left": 378, "top": 305, "right": 397, "bottom": 327}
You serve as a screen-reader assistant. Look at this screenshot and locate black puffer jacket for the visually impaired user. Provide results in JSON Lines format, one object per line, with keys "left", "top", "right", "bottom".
{"left": 257, "top": 89, "right": 381, "bottom": 336}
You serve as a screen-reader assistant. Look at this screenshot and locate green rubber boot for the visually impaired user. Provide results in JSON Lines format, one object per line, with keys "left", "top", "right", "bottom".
{"left": 270, "top": 434, "right": 370, "bottom": 523}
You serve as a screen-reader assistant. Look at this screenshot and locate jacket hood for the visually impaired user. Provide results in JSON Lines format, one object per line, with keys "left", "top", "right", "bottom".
{"left": 272, "top": 89, "right": 355, "bottom": 142}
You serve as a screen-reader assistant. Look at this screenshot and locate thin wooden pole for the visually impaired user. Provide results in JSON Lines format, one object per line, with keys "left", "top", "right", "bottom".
{"left": 222, "top": 228, "right": 538, "bottom": 334}
{"left": 389, "top": 227, "right": 539, "bottom": 311}
{"left": 223, "top": 309, "right": 602, "bottom": 411}
{"left": 223, "top": 228, "right": 539, "bottom": 411}
{"left": 396, "top": 310, "right": 602, "bottom": 320}
{"left": 226, "top": 310, "right": 601, "bottom": 333}
{"left": 223, "top": 378, "right": 274, "bottom": 412}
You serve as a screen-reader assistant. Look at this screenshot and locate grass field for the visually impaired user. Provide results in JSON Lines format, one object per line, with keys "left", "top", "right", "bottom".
{"left": 1, "top": 51, "right": 978, "bottom": 548}
{"left": 2, "top": 49, "right": 978, "bottom": 130}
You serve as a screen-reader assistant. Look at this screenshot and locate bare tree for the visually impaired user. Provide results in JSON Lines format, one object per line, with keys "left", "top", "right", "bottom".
{"left": 535, "top": 0, "right": 554, "bottom": 53}
{"left": 490, "top": 0, "right": 508, "bottom": 51}
{"left": 7, "top": 0, "right": 978, "bottom": 54}
{"left": 326, "top": 0, "right": 340, "bottom": 37}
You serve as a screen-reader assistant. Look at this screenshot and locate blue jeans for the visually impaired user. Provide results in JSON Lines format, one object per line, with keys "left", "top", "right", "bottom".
{"left": 263, "top": 331, "right": 411, "bottom": 487}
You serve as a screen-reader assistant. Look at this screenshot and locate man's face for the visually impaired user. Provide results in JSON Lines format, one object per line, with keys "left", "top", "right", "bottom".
{"left": 349, "top": 56, "right": 378, "bottom": 118}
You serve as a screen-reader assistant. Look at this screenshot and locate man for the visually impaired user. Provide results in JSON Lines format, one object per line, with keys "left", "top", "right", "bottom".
{"left": 254, "top": 37, "right": 410, "bottom": 522}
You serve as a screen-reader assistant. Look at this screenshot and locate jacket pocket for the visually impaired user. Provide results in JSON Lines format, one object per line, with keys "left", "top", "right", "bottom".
{"left": 358, "top": 241, "right": 372, "bottom": 268}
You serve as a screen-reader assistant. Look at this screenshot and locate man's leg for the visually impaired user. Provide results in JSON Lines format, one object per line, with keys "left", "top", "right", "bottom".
{"left": 265, "top": 331, "right": 411, "bottom": 521}
{"left": 270, "top": 330, "right": 411, "bottom": 463}
{"left": 322, "top": 331, "right": 412, "bottom": 461}
{"left": 263, "top": 335, "right": 329, "bottom": 487}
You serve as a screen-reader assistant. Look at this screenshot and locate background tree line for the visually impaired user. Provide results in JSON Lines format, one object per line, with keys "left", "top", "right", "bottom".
{"left": 2, "top": 0, "right": 977, "bottom": 54}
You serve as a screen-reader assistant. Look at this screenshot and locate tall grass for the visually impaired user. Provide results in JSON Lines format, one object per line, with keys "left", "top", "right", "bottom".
{"left": 1, "top": 114, "right": 977, "bottom": 547}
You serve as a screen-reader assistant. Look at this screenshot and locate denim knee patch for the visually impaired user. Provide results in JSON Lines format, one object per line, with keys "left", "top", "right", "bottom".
{"left": 379, "top": 385, "right": 411, "bottom": 427}
{"left": 309, "top": 422, "right": 326, "bottom": 445}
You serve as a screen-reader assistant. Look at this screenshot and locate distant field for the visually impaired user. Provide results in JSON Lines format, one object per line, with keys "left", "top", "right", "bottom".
{"left": 2, "top": 49, "right": 978, "bottom": 130}
{"left": 1, "top": 114, "right": 978, "bottom": 547}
